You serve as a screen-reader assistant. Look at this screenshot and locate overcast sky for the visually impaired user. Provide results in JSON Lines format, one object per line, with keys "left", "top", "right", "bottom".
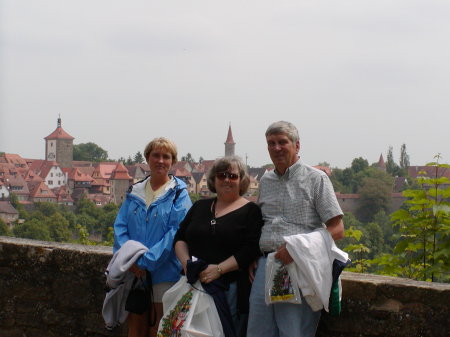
{"left": 1, "top": 0, "right": 449, "bottom": 168}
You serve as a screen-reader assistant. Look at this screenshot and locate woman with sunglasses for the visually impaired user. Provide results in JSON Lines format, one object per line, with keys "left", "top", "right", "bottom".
{"left": 174, "top": 155, "right": 263, "bottom": 336}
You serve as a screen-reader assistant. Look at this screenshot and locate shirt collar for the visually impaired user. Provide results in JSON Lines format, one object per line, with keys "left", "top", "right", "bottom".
{"left": 274, "top": 157, "right": 302, "bottom": 179}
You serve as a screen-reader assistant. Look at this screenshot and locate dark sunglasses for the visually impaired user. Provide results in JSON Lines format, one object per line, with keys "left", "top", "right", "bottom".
{"left": 215, "top": 172, "right": 239, "bottom": 181}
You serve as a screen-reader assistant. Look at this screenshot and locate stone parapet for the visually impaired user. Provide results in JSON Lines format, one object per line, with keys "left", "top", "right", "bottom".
{"left": 0, "top": 237, "right": 448, "bottom": 337}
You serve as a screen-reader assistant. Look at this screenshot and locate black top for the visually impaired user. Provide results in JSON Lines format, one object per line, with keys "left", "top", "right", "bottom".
{"left": 174, "top": 198, "right": 263, "bottom": 282}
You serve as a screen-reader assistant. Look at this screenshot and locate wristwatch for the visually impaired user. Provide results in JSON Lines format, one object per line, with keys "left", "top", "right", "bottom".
{"left": 217, "top": 264, "right": 223, "bottom": 275}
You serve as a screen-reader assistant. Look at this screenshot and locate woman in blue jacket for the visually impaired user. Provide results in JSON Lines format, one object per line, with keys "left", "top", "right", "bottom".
{"left": 113, "top": 137, "right": 192, "bottom": 337}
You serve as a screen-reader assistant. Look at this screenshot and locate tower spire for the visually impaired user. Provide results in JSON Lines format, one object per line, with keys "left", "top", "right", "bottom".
{"left": 224, "top": 124, "right": 236, "bottom": 156}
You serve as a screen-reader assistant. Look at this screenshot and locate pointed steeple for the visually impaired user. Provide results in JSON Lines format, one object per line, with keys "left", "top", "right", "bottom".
{"left": 225, "top": 124, "right": 235, "bottom": 145}
{"left": 377, "top": 153, "right": 386, "bottom": 171}
{"left": 224, "top": 124, "right": 236, "bottom": 156}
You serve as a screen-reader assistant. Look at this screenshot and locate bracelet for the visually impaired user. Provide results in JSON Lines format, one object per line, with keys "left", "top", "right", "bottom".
{"left": 217, "top": 264, "right": 223, "bottom": 275}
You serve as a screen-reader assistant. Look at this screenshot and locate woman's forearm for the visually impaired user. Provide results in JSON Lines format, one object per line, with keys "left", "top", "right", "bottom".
{"left": 174, "top": 240, "right": 190, "bottom": 273}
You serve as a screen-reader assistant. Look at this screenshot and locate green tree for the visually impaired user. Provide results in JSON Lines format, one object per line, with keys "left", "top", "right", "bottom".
{"left": 189, "top": 193, "right": 201, "bottom": 203}
{"left": 357, "top": 169, "right": 393, "bottom": 222}
{"left": 261, "top": 163, "right": 275, "bottom": 170}
{"left": 76, "top": 213, "right": 98, "bottom": 234}
{"left": 9, "top": 193, "right": 28, "bottom": 219}
{"left": 47, "top": 213, "right": 71, "bottom": 242}
{"left": 13, "top": 219, "right": 51, "bottom": 241}
{"left": 386, "top": 146, "right": 401, "bottom": 176}
{"left": 389, "top": 156, "right": 450, "bottom": 282}
{"left": 343, "top": 227, "right": 371, "bottom": 273}
{"left": 34, "top": 202, "right": 59, "bottom": 217}
{"left": 181, "top": 153, "right": 195, "bottom": 163}
{"left": 351, "top": 157, "right": 369, "bottom": 173}
{"left": 399, "top": 143, "right": 410, "bottom": 169}
{"left": 336, "top": 212, "right": 361, "bottom": 250}
{"left": 73, "top": 142, "right": 108, "bottom": 162}
{"left": 372, "top": 210, "right": 396, "bottom": 250}
{"left": 362, "top": 222, "right": 384, "bottom": 259}
{"left": 133, "top": 151, "right": 145, "bottom": 164}
{"left": 398, "top": 143, "right": 410, "bottom": 176}
{"left": 98, "top": 203, "right": 119, "bottom": 238}
{"left": 0, "top": 218, "right": 9, "bottom": 236}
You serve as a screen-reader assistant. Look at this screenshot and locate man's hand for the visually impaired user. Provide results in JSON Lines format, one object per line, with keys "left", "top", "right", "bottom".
{"left": 275, "top": 244, "right": 293, "bottom": 265}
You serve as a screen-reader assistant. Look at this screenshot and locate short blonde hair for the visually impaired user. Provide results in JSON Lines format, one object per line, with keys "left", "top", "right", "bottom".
{"left": 144, "top": 137, "right": 178, "bottom": 165}
{"left": 207, "top": 156, "right": 250, "bottom": 196}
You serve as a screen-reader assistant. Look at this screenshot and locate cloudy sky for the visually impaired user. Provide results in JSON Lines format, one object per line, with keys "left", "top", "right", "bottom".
{"left": 1, "top": 0, "right": 449, "bottom": 168}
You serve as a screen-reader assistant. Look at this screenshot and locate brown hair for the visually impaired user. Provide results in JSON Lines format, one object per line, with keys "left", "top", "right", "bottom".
{"left": 206, "top": 156, "right": 250, "bottom": 196}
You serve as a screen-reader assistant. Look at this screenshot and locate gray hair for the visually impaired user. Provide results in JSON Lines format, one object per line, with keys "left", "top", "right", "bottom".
{"left": 265, "top": 121, "right": 299, "bottom": 143}
{"left": 206, "top": 156, "right": 250, "bottom": 196}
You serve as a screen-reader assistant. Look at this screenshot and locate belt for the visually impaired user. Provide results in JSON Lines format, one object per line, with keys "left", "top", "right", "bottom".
{"left": 262, "top": 251, "right": 274, "bottom": 257}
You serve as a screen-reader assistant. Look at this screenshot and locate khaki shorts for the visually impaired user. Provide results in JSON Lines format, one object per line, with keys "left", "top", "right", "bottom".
{"left": 152, "top": 282, "right": 175, "bottom": 302}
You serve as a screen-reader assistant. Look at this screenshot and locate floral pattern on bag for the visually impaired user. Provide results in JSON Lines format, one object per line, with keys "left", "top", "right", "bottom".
{"left": 157, "top": 289, "right": 193, "bottom": 337}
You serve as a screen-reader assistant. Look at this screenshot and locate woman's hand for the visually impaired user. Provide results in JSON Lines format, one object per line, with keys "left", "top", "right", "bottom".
{"left": 129, "top": 263, "right": 146, "bottom": 278}
{"left": 248, "top": 260, "right": 258, "bottom": 283}
{"left": 199, "top": 264, "right": 221, "bottom": 284}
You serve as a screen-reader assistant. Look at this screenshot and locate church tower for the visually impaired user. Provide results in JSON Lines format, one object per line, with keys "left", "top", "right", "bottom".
{"left": 44, "top": 117, "right": 74, "bottom": 168}
{"left": 224, "top": 124, "right": 236, "bottom": 157}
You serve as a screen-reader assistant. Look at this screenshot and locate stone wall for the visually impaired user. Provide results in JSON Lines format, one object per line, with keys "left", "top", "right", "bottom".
{"left": 0, "top": 237, "right": 449, "bottom": 337}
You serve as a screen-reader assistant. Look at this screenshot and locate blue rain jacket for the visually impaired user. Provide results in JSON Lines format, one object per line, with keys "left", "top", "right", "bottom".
{"left": 113, "top": 175, "right": 192, "bottom": 284}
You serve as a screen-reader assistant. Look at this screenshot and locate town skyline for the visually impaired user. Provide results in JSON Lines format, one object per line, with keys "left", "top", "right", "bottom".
{"left": 0, "top": 117, "right": 444, "bottom": 169}
{"left": 1, "top": 1, "right": 449, "bottom": 168}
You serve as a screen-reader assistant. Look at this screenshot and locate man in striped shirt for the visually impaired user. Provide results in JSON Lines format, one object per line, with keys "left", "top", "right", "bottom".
{"left": 247, "top": 121, "right": 344, "bottom": 337}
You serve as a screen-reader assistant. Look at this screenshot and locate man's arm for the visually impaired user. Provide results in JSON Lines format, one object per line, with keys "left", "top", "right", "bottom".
{"left": 326, "top": 215, "right": 344, "bottom": 241}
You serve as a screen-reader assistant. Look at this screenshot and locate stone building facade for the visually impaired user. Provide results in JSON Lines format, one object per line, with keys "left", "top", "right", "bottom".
{"left": 44, "top": 117, "right": 74, "bottom": 168}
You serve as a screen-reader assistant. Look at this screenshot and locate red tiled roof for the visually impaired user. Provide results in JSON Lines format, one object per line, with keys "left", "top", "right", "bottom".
{"left": 53, "top": 185, "right": 74, "bottom": 203}
{"left": 92, "top": 163, "right": 118, "bottom": 179}
{"left": 3, "top": 153, "right": 28, "bottom": 168}
{"left": 194, "top": 160, "right": 215, "bottom": 173}
{"left": 72, "top": 161, "right": 94, "bottom": 167}
{"left": 313, "top": 165, "right": 331, "bottom": 177}
{"left": 0, "top": 201, "right": 19, "bottom": 214}
{"left": 28, "top": 181, "right": 56, "bottom": 199}
{"left": 171, "top": 161, "right": 192, "bottom": 173}
{"left": 86, "top": 193, "right": 113, "bottom": 205}
{"left": 22, "top": 169, "right": 44, "bottom": 183}
{"left": 7, "top": 175, "right": 30, "bottom": 195}
{"left": 170, "top": 167, "right": 192, "bottom": 177}
{"left": 44, "top": 119, "right": 74, "bottom": 140}
{"left": 76, "top": 166, "right": 95, "bottom": 177}
{"left": 408, "top": 166, "right": 450, "bottom": 179}
{"left": 64, "top": 168, "right": 94, "bottom": 182}
{"left": 111, "top": 163, "right": 132, "bottom": 180}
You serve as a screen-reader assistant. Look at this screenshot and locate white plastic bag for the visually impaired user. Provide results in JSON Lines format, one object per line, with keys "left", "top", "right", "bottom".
{"left": 157, "top": 276, "right": 225, "bottom": 337}
{"left": 265, "top": 253, "right": 302, "bottom": 305}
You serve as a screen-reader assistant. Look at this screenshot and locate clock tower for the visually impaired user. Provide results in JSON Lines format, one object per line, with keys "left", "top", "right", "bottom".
{"left": 44, "top": 117, "right": 74, "bottom": 168}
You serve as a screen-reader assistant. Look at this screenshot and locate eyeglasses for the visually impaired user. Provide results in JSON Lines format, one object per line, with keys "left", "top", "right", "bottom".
{"left": 215, "top": 172, "right": 239, "bottom": 181}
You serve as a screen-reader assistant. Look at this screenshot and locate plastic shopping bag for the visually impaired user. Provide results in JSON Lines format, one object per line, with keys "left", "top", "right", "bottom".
{"left": 265, "top": 253, "right": 302, "bottom": 305}
{"left": 157, "top": 276, "right": 224, "bottom": 337}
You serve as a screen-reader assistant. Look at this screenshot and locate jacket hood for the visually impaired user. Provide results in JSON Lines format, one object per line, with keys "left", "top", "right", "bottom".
{"left": 128, "top": 175, "right": 187, "bottom": 203}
